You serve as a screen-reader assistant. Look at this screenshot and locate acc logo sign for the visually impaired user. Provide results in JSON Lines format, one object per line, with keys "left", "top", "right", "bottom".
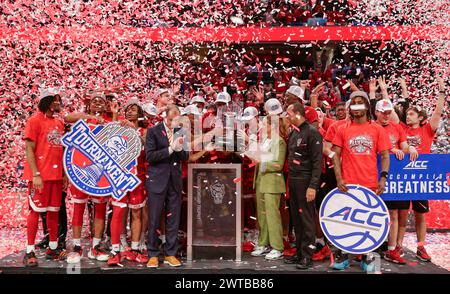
{"left": 62, "top": 120, "right": 142, "bottom": 200}
{"left": 403, "top": 160, "right": 428, "bottom": 170}
{"left": 319, "top": 185, "right": 390, "bottom": 254}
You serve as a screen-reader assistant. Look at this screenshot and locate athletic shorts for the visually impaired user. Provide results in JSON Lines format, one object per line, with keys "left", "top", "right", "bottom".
{"left": 385, "top": 200, "right": 429, "bottom": 213}
{"left": 111, "top": 183, "right": 147, "bottom": 209}
{"left": 28, "top": 180, "right": 63, "bottom": 212}
{"left": 69, "top": 185, "right": 109, "bottom": 204}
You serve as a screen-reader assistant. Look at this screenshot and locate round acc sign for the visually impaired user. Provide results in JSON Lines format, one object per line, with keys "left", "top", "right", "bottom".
{"left": 319, "top": 185, "right": 390, "bottom": 254}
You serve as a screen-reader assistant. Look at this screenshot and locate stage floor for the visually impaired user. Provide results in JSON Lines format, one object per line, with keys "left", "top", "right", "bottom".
{"left": 1, "top": 248, "right": 448, "bottom": 274}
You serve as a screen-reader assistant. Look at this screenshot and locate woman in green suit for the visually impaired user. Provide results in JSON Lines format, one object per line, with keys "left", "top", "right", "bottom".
{"left": 250, "top": 99, "right": 287, "bottom": 260}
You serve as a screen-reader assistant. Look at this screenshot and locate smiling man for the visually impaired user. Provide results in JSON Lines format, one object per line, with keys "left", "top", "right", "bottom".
{"left": 331, "top": 90, "right": 391, "bottom": 272}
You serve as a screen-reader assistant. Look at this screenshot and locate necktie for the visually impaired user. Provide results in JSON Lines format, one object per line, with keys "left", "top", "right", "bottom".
{"left": 167, "top": 128, "right": 173, "bottom": 145}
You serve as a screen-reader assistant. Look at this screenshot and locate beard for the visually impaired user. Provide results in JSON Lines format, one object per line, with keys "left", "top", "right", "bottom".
{"left": 351, "top": 110, "right": 366, "bottom": 119}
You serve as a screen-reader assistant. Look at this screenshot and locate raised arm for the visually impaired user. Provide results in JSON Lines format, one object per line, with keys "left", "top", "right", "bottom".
{"left": 429, "top": 77, "right": 446, "bottom": 132}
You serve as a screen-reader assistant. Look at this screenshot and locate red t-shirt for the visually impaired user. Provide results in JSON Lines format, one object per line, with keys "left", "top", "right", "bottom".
{"left": 380, "top": 122, "right": 407, "bottom": 150}
{"left": 324, "top": 119, "right": 348, "bottom": 143}
{"left": 333, "top": 121, "right": 391, "bottom": 190}
{"left": 23, "top": 112, "right": 65, "bottom": 181}
{"left": 322, "top": 117, "right": 335, "bottom": 132}
{"left": 401, "top": 122, "right": 435, "bottom": 154}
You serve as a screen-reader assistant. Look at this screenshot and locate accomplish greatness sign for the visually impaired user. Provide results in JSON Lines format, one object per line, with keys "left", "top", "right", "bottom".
{"left": 380, "top": 154, "right": 450, "bottom": 201}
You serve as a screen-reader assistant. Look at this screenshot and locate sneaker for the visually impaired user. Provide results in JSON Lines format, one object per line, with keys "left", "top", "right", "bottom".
{"left": 296, "top": 258, "right": 313, "bottom": 270}
{"left": 88, "top": 245, "right": 109, "bottom": 261}
{"left": 107, "top": 251, "right": 122, "bottom": 266}
{"left": 283, "top": 247, "right": 297, "bottom": 257}
{"left": 396, "top": 245, "right": 404, "bottom": 257}
{"left": 135, "top": 251, "right": 149, "bottom": 263}
{"left": 360, "top": 259, "right": 376, "bottom": 272}
{"left": 164, "top": 256, "right": 182, "bottom": 267}
{"left": 384, "top": 249, "right": 406, "bottom": 264}
{"left": 251, "top": 245, "right": 271, "bottom": 257}
{"left": 45, "top": 248, "right": 67, "bottom": 260}
{"left": 265, "top": 249, "right": 283, "bottom": 260}
{"left": 36, "top": 235, "right": 49, "bottom": 249}
{"left": 416, "top": 246, "right": 431, "bottom": 262}
{"left": 126, "top": 250, "right": 149, "bottom": 263}
{"left": 312, "top": 245, "right": 331, "bottom": 261}
{"left": 147, "top": 256, "right": 159, "bottom": 268}
{"left": 284, "top": 254, "right": 301, "bottom": 264}
{"left": 332, "top": 253, "right": 350, "bottom": 270}
{"left": 67, "top": 246, "right": 83, "bottom": 264}
{"left": 23, "top": 251, "right": 38, "bottom": 267}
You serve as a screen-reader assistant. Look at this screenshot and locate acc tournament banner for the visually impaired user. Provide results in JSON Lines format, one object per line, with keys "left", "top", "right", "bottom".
{"left": 380, "top": 154, "right": 450, "bottom": 201}
{"left": 62, "top": 120, "right": 142, "bottom": 200}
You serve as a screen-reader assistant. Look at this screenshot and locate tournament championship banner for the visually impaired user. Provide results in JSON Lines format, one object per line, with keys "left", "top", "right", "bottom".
{"left": 380, "top": 154, "right": 450, "bottom": 201}
{"left": 319, "top": 185, "right": 390, "bottom": 255}
{"left": 62, "top": 120, "right": 142, "bottom": 200}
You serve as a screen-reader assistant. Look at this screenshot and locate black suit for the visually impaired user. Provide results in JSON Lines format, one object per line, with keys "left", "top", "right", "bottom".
{"left": 145, "top": 122, "right": 189, "bottom": 257}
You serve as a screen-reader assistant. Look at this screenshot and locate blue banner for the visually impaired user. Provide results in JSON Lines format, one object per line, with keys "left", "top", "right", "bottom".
{"left": 380, "top": 154, "right": 450, "bottom": 201}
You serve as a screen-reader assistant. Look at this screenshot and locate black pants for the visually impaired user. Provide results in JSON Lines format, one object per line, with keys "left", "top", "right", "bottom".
{"left": 147, "top": 180, "right": 182, "bottom": 258}
{"left": 289, "top": 177, "right": 316, "bottom": 260}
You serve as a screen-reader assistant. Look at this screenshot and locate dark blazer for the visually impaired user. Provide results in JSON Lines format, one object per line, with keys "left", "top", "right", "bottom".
{"left": 145, "top": 122, "right": 189, "bottom": 194}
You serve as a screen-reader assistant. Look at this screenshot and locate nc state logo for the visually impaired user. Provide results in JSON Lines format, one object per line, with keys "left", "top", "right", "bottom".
{"left": 47, "top": 128, "right": 63, "bottom": 146}
{"left": 407, "top": 135, "right": 422, "bottom": 148}
{"left": 62, "top": 120, "right": 142, "bottom": 200}
{"left": 349, "top": 135, "right": 373, "bottom": 154}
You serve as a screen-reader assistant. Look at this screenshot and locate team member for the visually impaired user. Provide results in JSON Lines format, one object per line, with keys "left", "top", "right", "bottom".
{"left": 65, "top": 91, "right": 118, "bottom": 262}
{"left": 23, "top": 88, "right": 66, "bottom": 266}
{"left": 374, "top": 99, "right": 418, "bottom": 264}
{"left": 396, "top": 77, "right": 446, "bottom": 262}
{"left": 284, "top": 102, "right": 323, "bottom": 270}
{"left": 332, "top": 91, "right": 391, "bottom": 272}
{"left": 108, "top": 99, "right": 149, "bottom": 266}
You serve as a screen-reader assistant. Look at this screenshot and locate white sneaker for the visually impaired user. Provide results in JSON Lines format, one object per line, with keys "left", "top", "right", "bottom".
{"left": 265, "top": 249, "right": 284, "bottom": 260}
{"left": 251, "top": 246, "right": 271, "bottom": 257}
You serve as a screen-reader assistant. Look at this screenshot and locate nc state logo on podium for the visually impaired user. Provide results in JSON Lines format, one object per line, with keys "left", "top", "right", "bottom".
{"left": 62, "top": 120, "right": 142, "bottom": 200}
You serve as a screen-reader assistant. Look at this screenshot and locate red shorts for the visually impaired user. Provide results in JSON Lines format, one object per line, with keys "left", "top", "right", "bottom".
{"left": 28, "top": 180, "right": 63, "bottom": 212}
{"left": 69, "top": 185, "right": 109, "bottom": 204}
{"left": 111, "top": 183, "right": 147, "bottom": 209}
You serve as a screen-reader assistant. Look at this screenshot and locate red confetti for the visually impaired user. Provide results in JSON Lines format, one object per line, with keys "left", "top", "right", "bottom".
{"left": 293, "top": 160, "right": 301, "bottom": 165}
{"left": 233, "top": 177, "right": 242, "bottom": 183}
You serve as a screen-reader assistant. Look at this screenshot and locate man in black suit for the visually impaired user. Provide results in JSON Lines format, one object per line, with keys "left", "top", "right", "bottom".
{"left": 145, "top": 105, "right": 189, "bottom": 268}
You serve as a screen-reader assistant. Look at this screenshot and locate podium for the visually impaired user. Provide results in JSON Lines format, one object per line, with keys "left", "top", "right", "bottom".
{"left": 187, "top": 164, "right": 242, "bottom": 261}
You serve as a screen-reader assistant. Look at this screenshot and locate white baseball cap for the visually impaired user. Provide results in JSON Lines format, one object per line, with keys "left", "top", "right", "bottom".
{"left": 124, "top": 97, "right": 142, "bottom": 110}
{"left": 239, "top": 106, "right": 259, "bottom": 121}
{"left": 142, "top": 103, "right": 158, "bottom": 116}
{"left": 39, "top": 87, "right": 61, "bottom": 100}
{"left": 264, "top": 98, "right": 283, "bottom": 115}
{"left": 181, "top": 104, "right": 201, "bottom": 116}
{"left": 215, "top": 92, "right": 231, "bottom": 104}
{"left": 191, "top": 95, "right": 206, "bottom": 104}
{"left": 286, "top": 85, "right": 305, "bottom": 101}
{"left": 376, "top": 99, "right": 394, "bottom": 112}
{"left": 154, "top": 88, "right": 169, "bottom": 99}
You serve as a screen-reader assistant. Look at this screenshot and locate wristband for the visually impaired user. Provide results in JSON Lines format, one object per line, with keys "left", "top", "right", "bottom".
{"left": 328, "top": 151, "right": 336, "bottom": 159}
{"left": 380, "top": 171, "right": 388, "bottom": 178}
{"left": 33, "top": 172, "right": 41, "bottom": 177}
